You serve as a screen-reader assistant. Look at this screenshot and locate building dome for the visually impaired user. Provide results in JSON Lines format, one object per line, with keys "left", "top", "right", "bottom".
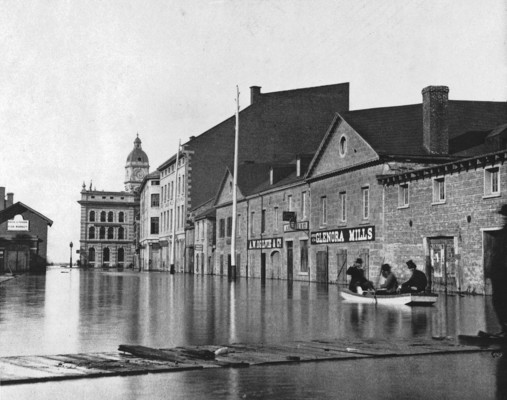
{"left": 126, "top": 135, "right": 149, "bottom": 165}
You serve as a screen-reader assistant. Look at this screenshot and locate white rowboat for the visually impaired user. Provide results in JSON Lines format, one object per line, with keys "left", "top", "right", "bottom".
{"left": 340, "top": 289, "right": 438, "bottom": 306}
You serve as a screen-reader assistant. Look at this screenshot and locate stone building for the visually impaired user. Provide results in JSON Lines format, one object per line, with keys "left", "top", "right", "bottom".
{"left": 305, "top": 86, "right": 506, "bottom": 288}
{"left": 0, "top": 188, "right": 53, "bottom": 274}
{"left": 156, "top": 151, "right": 189, "bottom": 272}
{"left": 78, "top": 136, "right": 149, "bottom": 268}
{"left": 380, "top": 148, "right": 507, "bottom": 295}
{"left": 138, "top": 171, "right": 161, "bottom": 270}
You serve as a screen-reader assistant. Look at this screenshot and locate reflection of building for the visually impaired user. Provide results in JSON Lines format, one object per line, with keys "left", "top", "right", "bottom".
{"left": 0, "top": 187, "right": 53, "bottom": 274}
{"left": 78, "top": 136, "right": 149, "bottom": 268}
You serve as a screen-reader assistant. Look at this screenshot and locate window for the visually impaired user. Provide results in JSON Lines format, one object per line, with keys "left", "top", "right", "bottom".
{"left": 88, "top": 226, "right": 95, "bottom": 239}
{"left": 103, "top": 247, "right": 110, "bottom": 263}
{"left": 89, "top": 211, "right": 95, "bottom": 222}
{"left": 151, "top": 180, "right": 159, "bottom": 185}
{"left": 99, "top": 227, "right": 105, "bottom": 239}
{"left": 432, "top": 177, "right": 445, "bottom": 203}
{"left": 151, "top": 194, "right": 160, "bottom": 207}
{"left": 398, "top": 183, "right": 409, "bottom": 207}
{"left": 169, "top": 209, "right": 173, "bottom": 231}
{"left": 301, "top": 191, "right": 307, "bottom": 218}
{"left": 150, "top": 217, "right": 159, "bottom": 235}
{"left": 339, "top": 135, "right": 347, "bottom": 156}
{"left": 108, "top": 211, "right": 114, "bottom": 222}
{"left": 261, "top": 210, "right": 266, "bottom": 233}
{"left": 118, "top": 227, "right": 125, "bottom": 240}
{"left": 119, "top": 212, "right": 124, "bottom": 223}
{"left": 88, "top": 247, "right": 95, "bottom": 262}
{"left": 118, "top": 248, "right": 124, "bottom": 262}
{"left": 227, "top": 216, "right": 232, "bottom": 237}
{"left": 100, "top": 211, "right": 106, "bottom": 222}
{"left": 288, "top": 195, "right": 293, "bottom": 211}
{"left": 485, "top": 167, "right": 500, "bottom": 197}
{"left": 229, "top": 181, "right": 232, "bottom": 194}
{"left": 250, "top": 211, "right": 255, "bottom": 235}
{"left": 362, "top": 187, "right": 370, "bottom": 219}
{"left": 219, "top": 218, "right": 225, "bottom": 238}
{"left": 321, "top": 196, "right": 327, "bottom": 225}
{"left": 274, "top": 207, "right": 279, "bottom": 230}
{"left": 339, "top": 192, "right": 346, "bottom": 222}
{"left": 107, "top": 227, "right": 114, "bottom": 239}
{"left": 236, "top": 214, "right": 241, "bottom": 237}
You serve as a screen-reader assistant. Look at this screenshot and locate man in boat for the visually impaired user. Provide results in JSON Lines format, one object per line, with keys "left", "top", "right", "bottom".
{"left": 378, "top": 264, "right": 398, "bottom": 294}
{"left": 346, "top": 258, "right": 374, "bottom": 293}
{"left": 490, "top": 204, "right": 507, "bottom": 337}
{"left": 399, "top": 260, "right": 427, "bottom": 293}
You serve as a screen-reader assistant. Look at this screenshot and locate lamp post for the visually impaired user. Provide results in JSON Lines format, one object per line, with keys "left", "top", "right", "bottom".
{"left": 69, "top": 241, "right": 73, "bottom": 268}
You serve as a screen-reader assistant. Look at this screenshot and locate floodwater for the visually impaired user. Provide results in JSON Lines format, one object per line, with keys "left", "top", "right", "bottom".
{"left": 0, "top": 267, "right": 505, "bottom": 399}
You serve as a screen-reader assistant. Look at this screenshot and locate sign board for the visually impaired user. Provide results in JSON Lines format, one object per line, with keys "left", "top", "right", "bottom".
{"left": 248, "top": 237, "right": 283, "bottom": 250}
{"left": 283, "top": 221, "right": 309, "bottom": 232}
{"left": 7, "top": 215, "right": 29, "bottom": 231}
{"left": 311, "top": 226, "right": 375, "bottom": 245}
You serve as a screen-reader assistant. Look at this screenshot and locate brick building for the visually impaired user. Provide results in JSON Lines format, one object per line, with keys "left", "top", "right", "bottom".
{"left": 0, "top": 188, "right": 53, "bottom": 274}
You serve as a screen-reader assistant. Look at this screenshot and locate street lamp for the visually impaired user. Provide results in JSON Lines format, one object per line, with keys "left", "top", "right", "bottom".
{"left": 69, "top": 241, "right": 73, "bottom": 268}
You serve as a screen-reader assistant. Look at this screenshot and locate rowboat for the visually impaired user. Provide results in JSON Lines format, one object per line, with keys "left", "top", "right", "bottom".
{"left": 340, "top": 289, "right": 438, "bottom": 306}
{"left": 458, "top": 331, "right": 507, "bottom": 348}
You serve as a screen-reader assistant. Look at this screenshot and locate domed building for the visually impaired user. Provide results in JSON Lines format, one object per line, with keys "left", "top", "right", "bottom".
{"left": 78, "top": 136, "right": 151, "bottom": 269}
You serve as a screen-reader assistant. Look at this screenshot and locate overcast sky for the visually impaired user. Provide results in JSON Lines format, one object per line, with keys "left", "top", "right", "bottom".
{"left": 1, "top": 0, "right": 506, "bottom": 262}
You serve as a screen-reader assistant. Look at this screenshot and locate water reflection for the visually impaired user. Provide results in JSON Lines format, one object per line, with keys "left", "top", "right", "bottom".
{"left": 0, "top": 268, "right": 500, "bottom": 357}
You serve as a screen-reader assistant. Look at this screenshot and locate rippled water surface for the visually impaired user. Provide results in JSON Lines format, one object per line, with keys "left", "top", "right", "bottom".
{"left": 0, "top": 267, "right": 504, "bottom": 399}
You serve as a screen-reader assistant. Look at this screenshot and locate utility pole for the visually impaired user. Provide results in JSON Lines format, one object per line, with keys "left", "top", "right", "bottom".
{"left": 231, "top": 86, "right": 240, "bottom": 280}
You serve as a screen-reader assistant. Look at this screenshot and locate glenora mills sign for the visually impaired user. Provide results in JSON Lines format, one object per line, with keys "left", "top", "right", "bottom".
{"left": 311, "top": 226, "right": 375, "bottom": 244}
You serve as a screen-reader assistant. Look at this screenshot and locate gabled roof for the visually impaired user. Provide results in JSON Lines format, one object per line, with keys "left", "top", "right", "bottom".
{"left": 184, "top": 82, "right": 350, "bottom": 209}
{"left": 0, "top": 202, "right": 53, "bottom": 226}
{"left": 338, "top": 100, "right": 506, "bottom": 157}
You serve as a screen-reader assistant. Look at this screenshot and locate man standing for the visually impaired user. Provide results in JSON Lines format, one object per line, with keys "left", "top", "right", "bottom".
{"left": 400, "top": 260, "right": 427, "bottom": 293}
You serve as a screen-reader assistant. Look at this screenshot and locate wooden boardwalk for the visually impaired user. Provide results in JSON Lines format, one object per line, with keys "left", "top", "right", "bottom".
{"left": 0, "top": 337, "right": 493, "bottom": 385}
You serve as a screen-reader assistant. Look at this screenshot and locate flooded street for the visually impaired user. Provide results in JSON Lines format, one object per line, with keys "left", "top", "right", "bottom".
{"left": 1, "top": 267, "right": 505, "bottom": 399}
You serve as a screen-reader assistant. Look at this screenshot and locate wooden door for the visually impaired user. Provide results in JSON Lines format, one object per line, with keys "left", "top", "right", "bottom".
{"left": 337, "top": 249, "right": 347, "bottom": 286}
{"left": 261, "top": 253, "right": 266, "bottom": 282}
{"left": 429, "top": 237, "right": 456, "bottom": 293}
{"left": 316, "top": 250, "right": 328, "bottom": 283}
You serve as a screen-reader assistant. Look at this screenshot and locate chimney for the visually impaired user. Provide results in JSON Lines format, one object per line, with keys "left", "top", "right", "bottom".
{"left": 6, "top": 193, "right": 13, "bottom": 208}
{"left": 6, "top": 193, "right": 14, "bottom": 208}
{"left": 422, "top": 86, "right": 449, "bottom": 154}
{"left": 250, "top": 86, "right": 262, "bottom": 105}
{"left": 0, "top": 187, "right": 5, "bottom": 211}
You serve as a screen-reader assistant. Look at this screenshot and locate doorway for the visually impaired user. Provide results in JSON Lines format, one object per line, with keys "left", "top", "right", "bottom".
{"left": 429, "top": 237, "right": 457, "bottom": 293}
{"left": 286, "top": 241, "right": 293, "bottom": 281}
{"left": 261, "top": 253, "right": 266, "bottom": 282}
{"left": 316, "top": 250, "right": 328, "bottom": 283}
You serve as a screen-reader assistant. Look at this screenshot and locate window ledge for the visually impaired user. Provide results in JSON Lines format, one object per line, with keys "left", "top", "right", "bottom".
{"left": 483, "top": 193, "right": 501, "bottom": 199}
{"left": 431, "top": 201, "right": 446, "bottom": 206}
{"left": 397, "top": 205, "right": 409, "bottom": 209}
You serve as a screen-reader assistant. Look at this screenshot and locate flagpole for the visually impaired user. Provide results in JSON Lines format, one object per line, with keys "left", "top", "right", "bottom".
{"left": 231, "top": 86, "right": 240, "bottom": 280}
{"left": 170, "top": 139, "right": 181, "bottom": 274}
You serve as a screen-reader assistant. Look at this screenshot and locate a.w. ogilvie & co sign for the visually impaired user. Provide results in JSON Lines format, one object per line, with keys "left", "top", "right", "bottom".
{"left": 311, "top": 226, "right": 375, "bottom": 245}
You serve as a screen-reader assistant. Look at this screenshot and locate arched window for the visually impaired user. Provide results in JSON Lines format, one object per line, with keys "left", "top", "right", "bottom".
{"left": 103, "top": 247, "right": 110, "bottom": 262}
{"left": 108, "top": 211, "right": 114, "bottom": 222}
{"left": 89, "top": 211, "right": 95, "bottom": 222}
{"left": 107, "top": 227, "right": 114, "bottom": 239}
{"left": 118, "top": 227, "right": 125, "bottom": 240}
{"left": 99, "top": 227, "right": 105, "bottom": 239}
{"left": 88, "top": 226, "right": 95, "bottom": 239}
{"left": 100, "top": 211, "right": 106, "bottom": 222}
{"left": 118, "top": 248, "right": 124, "bottom": 262}
{"left": 88, "top": 247, "right": 95, "bottom": 262}
{"left": 119, "top": 212, "right": 124, "bottom": 223}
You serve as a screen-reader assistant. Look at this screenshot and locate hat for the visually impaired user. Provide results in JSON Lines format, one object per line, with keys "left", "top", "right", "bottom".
{"left": 355, "top": 258, "right": 363, "bottom": 264}
{"left": 498, "top": 204, "right": 507, "bottom": 216}
{"left": 406, "top": 260, "right": 417, "bottom": 269}
{"left": 381, "top": 263, "right": 391, "bottom": 272}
